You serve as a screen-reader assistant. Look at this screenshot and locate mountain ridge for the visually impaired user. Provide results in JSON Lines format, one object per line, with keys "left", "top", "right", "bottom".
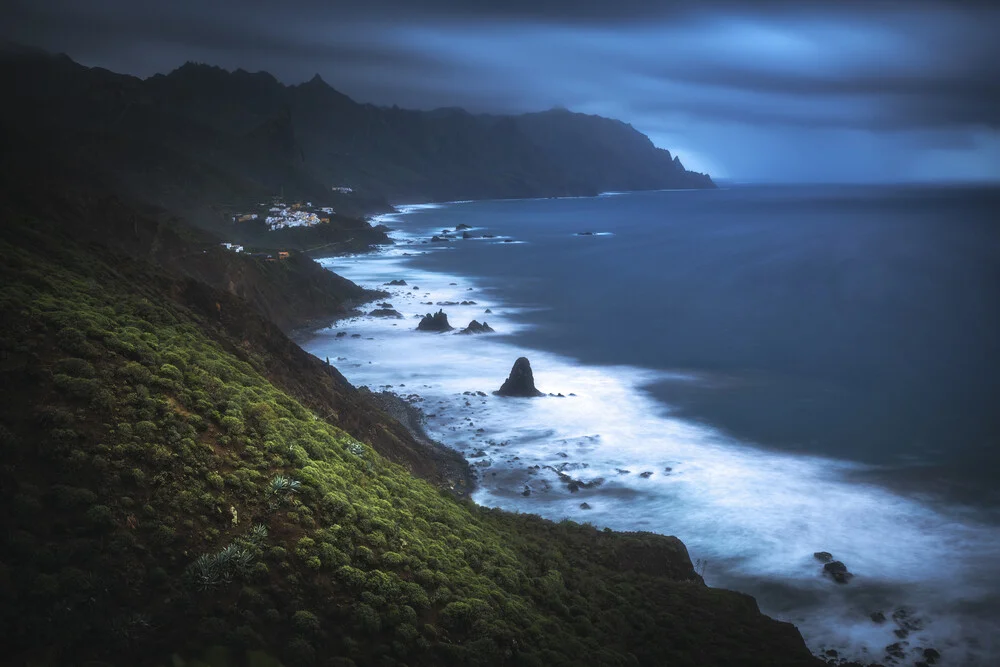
{"left": 0, "top": 48, "right": 713, "bottom": 230}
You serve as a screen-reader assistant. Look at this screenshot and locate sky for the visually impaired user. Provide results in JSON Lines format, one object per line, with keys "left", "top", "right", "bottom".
{"left": 4, "top": 0, "right": 999, "bottom": 183}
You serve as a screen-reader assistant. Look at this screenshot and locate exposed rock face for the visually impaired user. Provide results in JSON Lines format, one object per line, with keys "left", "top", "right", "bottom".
{"left": 386, "top": 279, "right": 407, "bottom": 286}
{"left": 459, "top": 320, "right": 494, "bottom": 335}
{"left": 456, "top": 224, "right": 472, "bottom": 230}
{"left": 369, "top": 308, "right": 403, "bottom": 318}
{"left": 823, "top": 561, "right": 853, "bottom": 584}
{"left": 496, "top": 357, "right": 544, "bottom": 397}
{"left": 813, "top": 552, "right": 833, "bottom": 563}
{"left": 417, "top": 310, "right": 453, "bottom": 332}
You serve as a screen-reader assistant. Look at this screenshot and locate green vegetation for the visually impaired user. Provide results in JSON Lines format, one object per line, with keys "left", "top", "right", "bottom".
{"left": 0, "top": 217, "right": 818, "bottom": 666}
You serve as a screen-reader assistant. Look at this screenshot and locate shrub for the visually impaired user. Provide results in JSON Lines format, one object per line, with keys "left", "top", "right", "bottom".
{"left": 85, "top": 504, "right": 116, "bottom": 531}
{"left": 54, "top": 357, "right": 96, "bottom": 378}
{"left": 292, "top": 610, "right": 321, "bottom": 636}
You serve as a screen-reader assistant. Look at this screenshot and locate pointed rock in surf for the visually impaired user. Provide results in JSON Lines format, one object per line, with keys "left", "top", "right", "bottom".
{"left": 458, "top": 320, "right": 494, "bottom": 335}
{"left": 417, "top": 310, "right": 453, "bottom": 332}
{"left": 495, "top": 357, "right": 544, "bottom": 397}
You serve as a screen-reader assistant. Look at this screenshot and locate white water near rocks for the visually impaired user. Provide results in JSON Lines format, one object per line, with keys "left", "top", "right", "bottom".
{"left": 300, "top": 202, "right": 1000, "bottom": 666}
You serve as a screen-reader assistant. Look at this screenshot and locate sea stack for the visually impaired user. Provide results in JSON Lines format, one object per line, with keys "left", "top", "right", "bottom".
{"left": 458, "top": 320, "right": 494, "bottom": 335}
{"left": 417, "top": 310, "right": 453, "bottom": 332}
{"left": 496, "top": 357, "right": 544, "bottom": 397}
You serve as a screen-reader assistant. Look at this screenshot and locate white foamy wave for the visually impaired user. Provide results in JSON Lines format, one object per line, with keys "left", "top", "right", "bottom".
{"left": 302, "top": 207, "right": 1000, "bottom": 667}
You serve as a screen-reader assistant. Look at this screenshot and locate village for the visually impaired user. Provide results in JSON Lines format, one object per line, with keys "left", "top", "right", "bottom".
{"left": 231, "top": 197, "right": 336, "bottom": 231}
{"left": 220, "top": 187, "right": 355, "bottom": 259}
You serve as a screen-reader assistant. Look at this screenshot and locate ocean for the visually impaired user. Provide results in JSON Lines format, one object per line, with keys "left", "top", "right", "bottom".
{"left": 300, "top": 185, "right": 1000, "bottom": 665}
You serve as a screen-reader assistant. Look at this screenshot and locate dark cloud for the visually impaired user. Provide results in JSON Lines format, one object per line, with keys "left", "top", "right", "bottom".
{"left": 4, "top": 0, "right": 998, "bottom": 181}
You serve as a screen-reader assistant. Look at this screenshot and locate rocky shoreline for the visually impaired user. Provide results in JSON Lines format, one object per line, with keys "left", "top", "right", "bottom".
{"left": 357, "top": 387, "right": 476, "bottom": 497}
{"left": 301, "top": 217, "right": 964, "bottom": 667}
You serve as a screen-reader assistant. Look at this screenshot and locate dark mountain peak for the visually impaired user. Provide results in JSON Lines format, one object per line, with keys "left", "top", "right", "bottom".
{"left": 306, "top": 72, "right": 327, "bottom": 87}
{"left": 233, "top": 67, "right": 279, "bottom": 85}
{"left": 170, "top": 60, "right": 226, "bottom": 78}
{"left": 293, "top": 72, "right": 355, "bottom": 108}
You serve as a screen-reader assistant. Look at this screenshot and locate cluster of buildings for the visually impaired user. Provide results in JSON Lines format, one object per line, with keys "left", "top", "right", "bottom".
{"left": 231, "top": 199, "right": 336, "bottom": 232}
{"left": 219, "top": 242, "right": 291, "bottom": 262}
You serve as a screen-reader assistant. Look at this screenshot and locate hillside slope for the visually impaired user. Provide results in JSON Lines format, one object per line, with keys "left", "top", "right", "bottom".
{"left": 0, "top": 208, "right": 818, "bottom": 667}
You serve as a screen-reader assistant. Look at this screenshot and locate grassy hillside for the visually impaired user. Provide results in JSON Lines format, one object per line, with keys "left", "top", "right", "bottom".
{"left": 0, "top": 212, "right": 819, "bottom": 666}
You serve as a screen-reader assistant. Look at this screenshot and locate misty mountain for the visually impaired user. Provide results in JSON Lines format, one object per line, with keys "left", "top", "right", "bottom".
{"left": 0, "top": 49, "right": 712, "bottom": 230}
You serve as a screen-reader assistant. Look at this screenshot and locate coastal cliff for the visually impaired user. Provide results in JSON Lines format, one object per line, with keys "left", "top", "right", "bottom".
{"left": 0, "top": 194, "right": 820, "bottom": 667}
{"left": 0, "top": 46, "right": 825, "bottom": 667}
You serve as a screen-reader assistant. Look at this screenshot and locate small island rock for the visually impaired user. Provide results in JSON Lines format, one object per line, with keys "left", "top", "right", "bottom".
{"left": 459, "top": 320, "right": 495, "bottom": 335}
{"left": 417, "top": 310, "right": 453, "bottom": 332}
{"left": 823, "top": 561, "right": 853, "bottom": 584}
{"left": 496, "top": 357, "right": 544, "bottom": 397}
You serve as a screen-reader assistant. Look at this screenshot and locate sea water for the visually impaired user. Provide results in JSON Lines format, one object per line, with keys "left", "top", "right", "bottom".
{"left": 300, "top": 186, "right": 1000, "bottom": 665}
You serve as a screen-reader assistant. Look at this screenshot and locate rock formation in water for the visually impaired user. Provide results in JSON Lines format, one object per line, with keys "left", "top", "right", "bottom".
{"left": 458, "top": 320, "right": 494, "bottom": 334}
{"left": 417, "top": 310, "right": 453, "bottom": 332}
{"left": 496, "top": 357, "right": 544, "bottom": 397}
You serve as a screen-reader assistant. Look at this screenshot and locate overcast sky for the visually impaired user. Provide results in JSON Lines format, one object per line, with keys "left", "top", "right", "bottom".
{"left": 5, "top": 0, "right": 999, "bottom": 182}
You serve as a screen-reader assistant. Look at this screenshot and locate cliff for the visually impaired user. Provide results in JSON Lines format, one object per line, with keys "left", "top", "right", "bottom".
{"left": 0, "top": 187, "right": 820, "bottom": 667}
{"left": 0, "top": 44, "right": 826, "bottom": 667}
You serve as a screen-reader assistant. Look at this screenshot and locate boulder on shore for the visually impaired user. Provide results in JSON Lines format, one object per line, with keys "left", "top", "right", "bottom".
{"left": 496, "top": 357, "right": 544, "bottom": 397}
{"left": 823, "top": 560, "right": 853, "bottom": 584}
{"left": 369, "top": 308, "right": 403, "bottom": 319}
{"left": 459, "top": 320, "right": 495, "bottom": 335}
{"left": 416, "top": 310, "right": 453, "bottom": 332}
{"left": 385, "top": 279, "right": 407, "bottom": 286}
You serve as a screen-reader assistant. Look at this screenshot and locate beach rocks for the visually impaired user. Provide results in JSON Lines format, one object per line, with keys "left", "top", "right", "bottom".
{"left": 823, "top": 560, "right": 853, "bottom": 584}
{"left": 885, "top": 642, "right": 905, "bottom": 660}
{"left": 923, "top": 648, "right": 941, "bottom": 664}
{"left": 456, "top": 224, "right": 472, "bottom": 230}
{"left": 870, "top": 611, "right": 887, "bottom": 624}
{"left": 335, "top": 331, "right": 347, "bottom": 338}
{"left": 576, "top": 231, "right": 595, "bottom": 236}
{"left": 430, "top": 235, "right": 449, "bottom": 242}
{"left": 639, "top": 471, "right": 654, "bottom": 478}
{"left": 369, "top": 308, "right": 403, "bottom": 318}
{"left": 462, "top": 231, "right": 474, "bottom": 239}
{"left": 417, "top": 310, "right": 453, "bottom": 332}
{"left": 385, "top": 279, "right": 407, "bottom": 286}
{"left": 579, "top": 502, "right": 591, "bottom": 510}
{"left": 496, "top": 357, "right": 544, "bottom": 397}
{"left": 458, "top": 320, "right": 494, "bottom": 335}
{"left": 813, "top": 551, "right": 834, "bottom": 563}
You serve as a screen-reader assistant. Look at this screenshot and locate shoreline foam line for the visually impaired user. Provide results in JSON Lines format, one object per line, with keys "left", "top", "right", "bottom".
{"left": 302, "top": 202, "right": 1000, "bottom": 666}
